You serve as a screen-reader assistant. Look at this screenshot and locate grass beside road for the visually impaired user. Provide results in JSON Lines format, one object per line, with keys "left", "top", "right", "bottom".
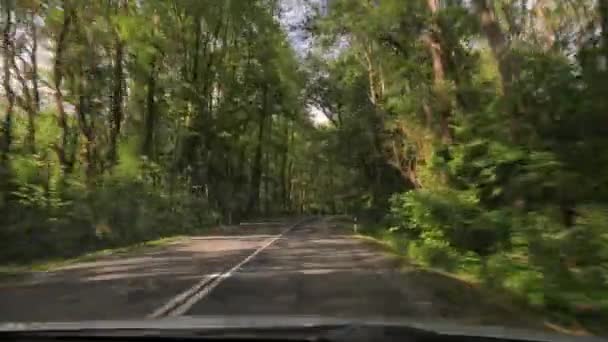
{"left": 352, "top": 225, "right": 607, "bottom": 337}
{"left": 0, "top": 235, "right": 186, "bottom": 281}
{"left": 325, "top": 215, "right": 605, "bottom": 336}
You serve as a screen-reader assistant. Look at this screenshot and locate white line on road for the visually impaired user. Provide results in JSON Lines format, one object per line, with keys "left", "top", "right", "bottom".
{"left": 190, "top": 235, "right": 278, "bottom": 240}
{"left": 148, "top": 221, "right": 303, "bottom": 318}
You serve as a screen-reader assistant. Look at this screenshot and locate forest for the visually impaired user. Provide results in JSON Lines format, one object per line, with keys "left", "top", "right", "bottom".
{"left": 1, "top": 0, "right": 608, "bottom": 329}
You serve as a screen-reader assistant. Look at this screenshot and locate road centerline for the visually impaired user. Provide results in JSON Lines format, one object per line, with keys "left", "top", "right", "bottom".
{"left": 148, "top": 220, "right": 304, "bottom": 318}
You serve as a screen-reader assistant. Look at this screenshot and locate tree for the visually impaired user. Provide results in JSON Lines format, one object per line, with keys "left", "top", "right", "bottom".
{"left": 1, "top": 0, "right": 15, "bottom": 161}
{"left": 0, "top": 0, "right": 322, "bottom": 263}
{"left": 308, "top": 0, "right": 608, "bottom": 327}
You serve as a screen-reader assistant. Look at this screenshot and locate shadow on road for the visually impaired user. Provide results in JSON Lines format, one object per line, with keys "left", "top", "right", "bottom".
{"left": 185, "top": 221, "right": 539, "bottom": 329}
{"left": 0, "top": 235, "right": 272, "bottom": 321}
{"left": 0, "top": 218, "right": 541, "bottom": 330}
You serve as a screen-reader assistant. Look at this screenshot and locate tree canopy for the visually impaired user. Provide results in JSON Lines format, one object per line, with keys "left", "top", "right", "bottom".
{"left": 0, "top": 0, "right": 332, "bottom": 260}
{"left": 304, "top": 0, "right": 608, "bottom": 328}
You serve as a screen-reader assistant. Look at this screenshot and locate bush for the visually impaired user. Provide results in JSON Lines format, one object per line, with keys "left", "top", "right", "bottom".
{"left": 389, "top": 188, "right": 511, "bottom": 257}
{"left": 0, "top": 160, "right": 215, "bottom": 264}
{"left": 407, "top": 239, "right": 460, "bottom": 270}
{"left": 384, "top": 185, "right": 608, "bottom": 320}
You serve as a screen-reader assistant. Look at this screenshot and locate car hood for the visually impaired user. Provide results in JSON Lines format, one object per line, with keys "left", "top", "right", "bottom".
{"left": 0, "top": 315, "right": 605, "bottom": 342}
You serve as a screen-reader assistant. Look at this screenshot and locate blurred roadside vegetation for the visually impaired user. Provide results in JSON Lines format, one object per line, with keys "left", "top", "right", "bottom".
{"left": 0, "top": 0, "right": 335, "bottom": 265}
{"left": 310, "top": 0, "right": 608, "bottom": 332}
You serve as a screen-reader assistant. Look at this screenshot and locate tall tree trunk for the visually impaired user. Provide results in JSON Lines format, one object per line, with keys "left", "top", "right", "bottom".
{"left": 1, "top": 0, "right": 14, "bottom": 163}
{"left": 424, "top": 0, "right": 453, "bottom": 143}
{"left": 233, "top": 146, "right": 247, "bottom": 221}
{"left": 280, "top": 119, "right": 289, "bottom": 212}
{"left": 532, "top": 0, "right": 554, "bottom": 49}
{"left": 11, "top": 53, "right": 36, "bottom": 152}
{"left": 108, "top": 32, "right": 124, "bottom": 166}
{"left": 8, "top": 25, "right": 37, "bottom": 153}
{"left": 286, "top": 126, "right": 295, "bottom": 212}
{"left": 263, "top": 115, "right": 272, "bottom": 216}
{"left": 473, "top": 0, "right": 520, "bottom": 139}
{"left": 24, "top": 94, "right": 36, "bottom": 153}
{"left": 473, "top": 0, "right": 514, "bottom": 92}
{"left": 247, "top": 86, "right": 268, "bottom": 216}
{"left": 264, "top": 146, "right": 270, "bottom": 216}
{"left": 53, "top": 3, "right": 73, "bottom": 172}
{"left": 76, "top": 68, "right": 96, "bottom": 182}
{"left": 143, "top": 60, "right": 157, "bottom": 159}
{"left": 26, "top": 11, "right": 39, "bottom": 152}
{"left": 330, "top": 156, "right": 337, "bottom": 213}
{"left": 30, "top": 12, "right": 40, "bottom": 112}
{"left": 192, "top": 14, "right": 201, "bottom": 82}
{"left": 361, "top": 39, "right": 415, "bottom": 188}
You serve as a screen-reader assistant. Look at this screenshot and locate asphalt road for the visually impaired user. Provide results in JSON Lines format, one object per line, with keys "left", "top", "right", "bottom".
{"left": 183, "top": 218, "right": 430, "bottom": 318}
{"left": 0, "top": 217, "right": 534, "bottom": 328}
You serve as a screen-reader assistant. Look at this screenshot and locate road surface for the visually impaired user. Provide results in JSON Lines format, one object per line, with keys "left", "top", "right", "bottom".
{"left": 0, "top": 217, "right": 533, "bottom": 327}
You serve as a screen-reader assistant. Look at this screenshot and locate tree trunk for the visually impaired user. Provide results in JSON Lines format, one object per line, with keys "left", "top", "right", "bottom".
{"left": 27, "top": 11, "right": 39, "bottom": 152}
{"left": 53, "top": 3, "right": 73, "bottom": 172}
{"left": 192, "top": 14, "right": 201, "bottom": 82}
{"left": 247, "top": 86, "right": 268, "bottom": 216}
{"left": 9, "top": 34, "right": 36, "bottom": 153}
{"left": 286, "top": 127, "right": 295, "bottom": 212}
{"left": 280, "top": 119, "right": 289, "bottom": 212}
{"left": 360, "top": 38, "right": 414, "bottom": 189}
{"left": 328, "top": 155, "right": 336, "bottom": 213}
{"left": 473, "top": 0, "right": 520, "bottom": 139}
{"left": 76, "top": 69, "right": 96, "bottom": 182}
{"left": 1, "top": 0, "right": 14, "bottom": 162}
{"left": 424, "top": 0, "right": 453, "bottom": 143}
{"left": 143, "top": 60, "right": 157, "bottom": 159}
{"left": 473, "top": 0, "right": 513, "bottom": 91}
{"left": 263, "top": 114, "right": 272, "bottom": 216}
{"left": 30, "top": 12, "right": 40, "bottom": 112}
{"left": 108, "top": 9, "right": 125, "bottom": 167}
{"left": 264, "top": 145, "right": 270, "bottom": 216}
{"left": 532, "top": 0, "right": 554, "bottom": 49}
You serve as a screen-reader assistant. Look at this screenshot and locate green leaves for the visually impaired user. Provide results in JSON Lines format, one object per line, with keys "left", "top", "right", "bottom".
{"left": 306, "top": 0, "right": 608, "bottom": 325}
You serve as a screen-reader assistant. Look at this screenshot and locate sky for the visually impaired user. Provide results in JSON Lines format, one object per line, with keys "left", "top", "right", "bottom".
{"left": 280, "top": 0, "right": 314, "bottom": 54}
{"left": 279, "top": 0, "right": 330, "bottom": 125}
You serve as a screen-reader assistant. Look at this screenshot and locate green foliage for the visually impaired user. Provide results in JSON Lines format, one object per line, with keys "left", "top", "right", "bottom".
{"left": 0, "top": 151, "right": 214, "bottom": 263}
{"left": 1, "top": 0, "right": 320, "bottom": 264}
{"left": 389, "top": 188, "right": 510, "bottom": 264}
{"left": 385, "top": 187, "right": 608, "bottom": 319}
{"left": 309, "top": 0, "right": 608, "bottom": 329}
